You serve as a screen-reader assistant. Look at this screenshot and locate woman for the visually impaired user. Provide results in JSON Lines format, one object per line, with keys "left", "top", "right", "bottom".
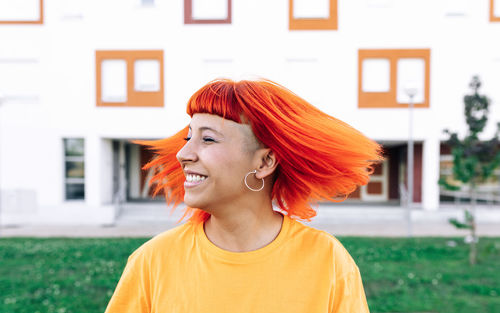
{"left": 105, "top": 78, "right": 383, "bottom": 313}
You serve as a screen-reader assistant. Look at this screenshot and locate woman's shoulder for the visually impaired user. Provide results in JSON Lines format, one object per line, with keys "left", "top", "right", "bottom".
{"left": 150, "top": 220, "right": 195, "bottom": 244}
{"left": 289, "top": 219, "right": 359, "bottom": 271}
{"left": 290, "top": 218, "right": 344, "bottom": 247}
{"left": 127, "top": 221, "right": 195, "bottom": 260}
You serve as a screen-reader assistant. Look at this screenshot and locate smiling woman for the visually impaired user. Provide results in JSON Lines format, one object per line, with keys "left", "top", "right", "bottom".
{"left": 105, "top": 78, "right": 384, "bottom": 313}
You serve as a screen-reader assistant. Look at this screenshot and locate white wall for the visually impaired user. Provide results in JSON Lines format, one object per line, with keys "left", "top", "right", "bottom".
{"left": 0, "top": 0, "right": 499, "bottom": 223}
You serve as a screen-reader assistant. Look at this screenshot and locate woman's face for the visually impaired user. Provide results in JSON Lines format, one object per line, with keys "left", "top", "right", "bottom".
{"left": 176, "top": 113, "right": 261, "bottom": 209}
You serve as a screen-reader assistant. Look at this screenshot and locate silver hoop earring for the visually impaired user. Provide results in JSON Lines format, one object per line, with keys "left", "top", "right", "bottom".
{"left": 244, "top": 170, "right": 264, "bottom": 192}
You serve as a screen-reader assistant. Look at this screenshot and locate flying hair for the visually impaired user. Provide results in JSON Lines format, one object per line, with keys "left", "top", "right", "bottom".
{"left": 131, "top": 78, "right": 385, "bottom": 225}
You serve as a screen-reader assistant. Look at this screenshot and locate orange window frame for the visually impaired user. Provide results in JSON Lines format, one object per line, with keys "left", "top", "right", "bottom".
{"left": 96, "top": 50, "right": 164, "bottom": 107}
{"left": 0, "top": 0, "right": 43, "bottom": 24}
{"left": 184, "top": 0, "right": 232, "bottom": 24}
{"left": 289, "top": 0, "right": 337, "bottom": 30}
{"left": 358, "top": 49, "right": 430, "bottom": 109}
{"left": 491, "top": 0, "right": 500, "bottom": 22}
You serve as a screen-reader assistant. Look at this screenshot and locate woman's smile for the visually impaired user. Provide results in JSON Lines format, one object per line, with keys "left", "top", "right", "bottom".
{"left": 184, "top": 174, "right": 208, "bottom": 188}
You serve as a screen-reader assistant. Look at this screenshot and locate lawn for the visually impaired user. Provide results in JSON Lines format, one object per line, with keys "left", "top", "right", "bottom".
{"left": 0, "top": 236, "right": 499, "bottom": 313}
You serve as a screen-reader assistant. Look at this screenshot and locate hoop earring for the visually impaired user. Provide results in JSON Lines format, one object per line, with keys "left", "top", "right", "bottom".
{"left": 244, "top": 170, "right": 265, "bottom": 192}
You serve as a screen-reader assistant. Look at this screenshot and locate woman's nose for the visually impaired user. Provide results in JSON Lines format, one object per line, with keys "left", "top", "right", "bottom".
{"left": 176, "top": 140, "right": 197, "bottom": 164}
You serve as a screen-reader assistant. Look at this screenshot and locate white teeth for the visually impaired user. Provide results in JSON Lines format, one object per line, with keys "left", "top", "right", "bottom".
{"left": 186, "top": 174, "right": 207, "bottom": 182}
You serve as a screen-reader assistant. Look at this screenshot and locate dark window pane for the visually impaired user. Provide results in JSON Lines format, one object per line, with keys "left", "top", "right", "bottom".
{"left": 64, "top": 138, "right": 84, "bottom": 156}
{"left": 66, "top": 184, "right": 84, "bottom": 200}
{"left": 65, "top": 161, "right": 84, "bottom": 178}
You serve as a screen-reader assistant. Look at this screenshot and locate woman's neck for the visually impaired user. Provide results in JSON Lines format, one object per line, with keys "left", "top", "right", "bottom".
{"left": 203, "top": 204, "right": 284, "bottom": 253}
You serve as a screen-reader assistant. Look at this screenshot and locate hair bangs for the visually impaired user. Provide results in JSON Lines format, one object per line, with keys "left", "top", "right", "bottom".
{"left": 186, "top": 79, "right": 243, "bottom": 123}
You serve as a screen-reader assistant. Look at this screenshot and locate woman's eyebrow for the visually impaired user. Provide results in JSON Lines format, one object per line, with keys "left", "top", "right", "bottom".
{"left": 188, "top": 125, "right": 223, "bottom": 135}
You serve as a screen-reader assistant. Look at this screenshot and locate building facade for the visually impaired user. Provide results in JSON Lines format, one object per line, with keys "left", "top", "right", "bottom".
{"left": 1, "top": 0, "right": 499, "bottom": 225}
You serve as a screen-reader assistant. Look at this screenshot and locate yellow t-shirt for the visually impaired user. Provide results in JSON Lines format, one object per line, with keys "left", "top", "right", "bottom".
{"left": 105, "top": 213, "right": 370, "bottom": 313}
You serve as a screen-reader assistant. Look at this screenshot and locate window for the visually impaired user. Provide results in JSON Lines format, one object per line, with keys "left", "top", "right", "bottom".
{"left": 0, "top": 0, "right": 43, "bottom": 24}
{"left": 491, "top": 0, "right": 500, "bottom": 22}
{"left": 184, "top": 0, "right": 231, "bottom": 24}
{"left": 289, "top": 0, "right": 337, "bottom": 30}
{"left": 358, "top": 49, "right": 430, "bottom": 108}
{"left": 64, "top": 138, "right": 85, "bottom": 200}
{"left": 347, "top": 160, "right": 389, "bottom": 202}
{"left": 96, "top": 50, "right": 164, "bottom": 107}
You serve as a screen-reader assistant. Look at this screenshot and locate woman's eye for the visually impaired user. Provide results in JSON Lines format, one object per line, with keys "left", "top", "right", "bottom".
{"left": 183, "top": 137, "right": 214, "bottom": 142}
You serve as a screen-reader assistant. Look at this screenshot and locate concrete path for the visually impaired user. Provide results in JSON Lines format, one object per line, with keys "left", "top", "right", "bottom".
{"left": 1, "top": 220, "right": 499, "bottom": 238}
{"left": 1, "top": 203, "right": 499, "bottom": 238}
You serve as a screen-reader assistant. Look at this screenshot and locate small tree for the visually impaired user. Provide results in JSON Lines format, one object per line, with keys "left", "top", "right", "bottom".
{"left": 439, "top": 76, "right": 500, "bottom": 265}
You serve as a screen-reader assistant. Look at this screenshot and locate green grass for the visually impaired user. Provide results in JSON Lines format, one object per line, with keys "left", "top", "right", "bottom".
{"left": 0, "top": 237, "right": 499, "bottom": 313}
{"left": 341, "top": 237, "right": 500, "bottom": 313}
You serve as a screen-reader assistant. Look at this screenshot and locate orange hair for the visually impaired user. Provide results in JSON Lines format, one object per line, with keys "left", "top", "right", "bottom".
{"left": 132, "top": 78, "right": 384, "bottom": 225}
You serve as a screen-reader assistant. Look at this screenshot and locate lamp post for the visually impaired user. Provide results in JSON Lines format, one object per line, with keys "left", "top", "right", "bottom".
{"left": 0, "top": 91, "right": 4, "bottom": 236}
{"left": 404, "top": 86, "right": 417, "bottom": 238}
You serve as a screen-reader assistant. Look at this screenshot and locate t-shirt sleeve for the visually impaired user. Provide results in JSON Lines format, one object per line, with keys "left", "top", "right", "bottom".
{"left": 104, "top": 247, "right": 152, "bottom": 313}
{"left": 331, "top": 265, "right": 370, "bottom": 313}
{"left": 329, "top": 236, "right": 370, "bottom": 313}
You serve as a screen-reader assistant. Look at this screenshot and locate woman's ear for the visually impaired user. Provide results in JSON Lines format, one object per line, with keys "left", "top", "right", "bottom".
{"left": 255, "top": 149, "right": 278, "bottom": 179}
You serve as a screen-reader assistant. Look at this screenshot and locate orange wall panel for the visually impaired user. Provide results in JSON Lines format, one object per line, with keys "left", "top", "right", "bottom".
{"left": 358, "top": 49, "right": 430, "bottom": 108}
{"left": 96, "top": 50, "right": 164, "bottom": 107}
{"left": 289, "top": 0, "right": 338, "bottom": 30}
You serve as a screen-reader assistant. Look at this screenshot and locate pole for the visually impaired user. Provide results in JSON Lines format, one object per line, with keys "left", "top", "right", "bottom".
{"left": 0, "top": 94, "right": 3, "bottom": 236}
{"left": 406, "top": 94, "right": 415, "bottom": 237}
